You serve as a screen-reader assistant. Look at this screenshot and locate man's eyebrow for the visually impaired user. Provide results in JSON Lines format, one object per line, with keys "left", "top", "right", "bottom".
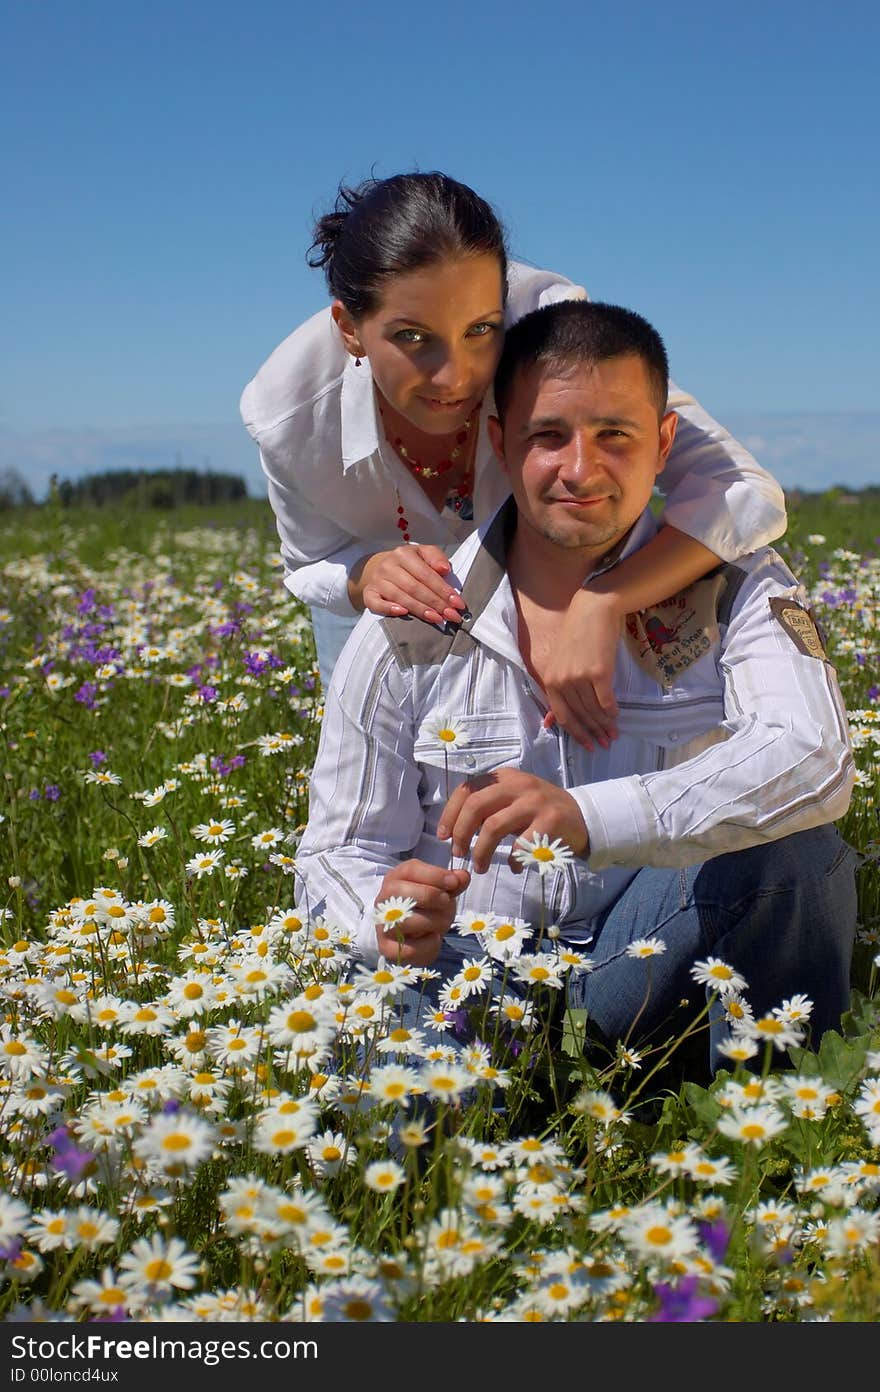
{"left": 519, "top": 413, "right": 643, "bottom": 435}
{"left": 593, "top": 415, "right": 643, "bottom": 429}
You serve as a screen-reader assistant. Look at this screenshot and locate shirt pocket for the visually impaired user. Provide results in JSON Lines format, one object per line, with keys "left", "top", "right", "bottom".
{"left": 412, "top": 712, "right": 523, "bottom": 801}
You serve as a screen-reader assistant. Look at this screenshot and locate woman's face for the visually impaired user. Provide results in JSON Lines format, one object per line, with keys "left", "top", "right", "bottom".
{"left": 334, "top": 253, "right": 505, "bottom": 436}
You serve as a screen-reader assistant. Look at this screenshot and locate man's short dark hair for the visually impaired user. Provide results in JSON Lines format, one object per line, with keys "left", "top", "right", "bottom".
{"left": 493, "top": 300, "right": 669, "bottom": 423}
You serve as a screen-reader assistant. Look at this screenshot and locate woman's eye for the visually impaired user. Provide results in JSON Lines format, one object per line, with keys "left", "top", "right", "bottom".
{"left": 394, "top": 328, "right": 427, "bottom": 345}
{"left": 467, "top": 322, "right": 501, "bottom": 338}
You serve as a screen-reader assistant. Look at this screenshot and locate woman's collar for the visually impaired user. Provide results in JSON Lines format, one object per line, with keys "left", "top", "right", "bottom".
{"left": 340, "top": 354, "right": 381, "bottom": 470}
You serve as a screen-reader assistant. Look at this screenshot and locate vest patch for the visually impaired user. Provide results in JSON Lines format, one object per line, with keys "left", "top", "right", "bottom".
{"left": 769, "top": 597, "right": 827, "bottom": 660}
{"left": 624, "top": 571, "right": 728, "bottom": 689}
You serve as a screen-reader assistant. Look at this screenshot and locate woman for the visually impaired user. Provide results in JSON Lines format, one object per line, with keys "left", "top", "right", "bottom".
{"left": 240, "top": 171, "right": 786, "bottom": 748}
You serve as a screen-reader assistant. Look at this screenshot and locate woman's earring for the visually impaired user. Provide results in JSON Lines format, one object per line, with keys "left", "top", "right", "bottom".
{"left": 354, "top": 353, "right": 363, "bottom": 367}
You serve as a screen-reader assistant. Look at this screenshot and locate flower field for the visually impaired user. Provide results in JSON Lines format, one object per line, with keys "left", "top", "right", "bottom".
{"left": 0, "top": 492, "right": 879, "bottom": 1324}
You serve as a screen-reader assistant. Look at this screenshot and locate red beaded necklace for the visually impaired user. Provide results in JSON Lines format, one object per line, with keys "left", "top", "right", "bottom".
{"left": 378, "top": 399, "right": 478, "bottom": 476}
{"left": 378, "top": 400, "right": 480, "bottom": 543}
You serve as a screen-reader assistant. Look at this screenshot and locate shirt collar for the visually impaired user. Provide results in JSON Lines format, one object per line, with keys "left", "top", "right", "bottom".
{"left": 589, "top": 507, "right": 659, "bottom": 579}
{"left": 340, "top": 355, "right": 381, "bottom": 469}
{"left": 458, "top": 501, "right": 660, "bottom": 663}
{"left": 459, "top": 499, "right": 660, "bottom": 609}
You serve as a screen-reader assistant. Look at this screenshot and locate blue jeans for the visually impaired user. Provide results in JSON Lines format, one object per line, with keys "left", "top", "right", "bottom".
{"left": 393, "top": 823, "right": 858, "bottom": 1075}
{"left": 309, "top": 606, "right": 360, "bottom": 695}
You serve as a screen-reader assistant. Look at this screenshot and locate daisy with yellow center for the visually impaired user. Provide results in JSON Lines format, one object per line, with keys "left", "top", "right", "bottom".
{"left": 191, "top": 818, "right": 236, "bottom": 844}
{"left": 320, "top": 1276, "right": 393, "bottom": 1323}
{"left": 690, "top": 956, "right": 747, "bottom": 996}
{"left": 717, "top": 1103, "right": 788, "bottom": 1147}
{"left": 363, "top": 1159, "right": 405, "bottom": 1193}
{"left": 744, "top": 1015, "right": 804, "bottom": 1051}
{"left": 185, "top": 849, "right": 224, "bottom": 879}
{"left": 368, "top": 1063, "right": 422, "bottom": 1105}
{"left": 418, "top": 714, "right": 470, "bottom": 751}
{"left": 118, "top": 1234, "right": 199, "bottom": 1293}
{"left": 373, "top": 896, "right": 417, "bottom": 939}
{"left": 511, "top": 833, "right": 575, "bottom": 877}
{"left": 620, "top": 1206, "right": 701, "bottom": 1263}
{"left": 625, "top": 937, "right": 668, "bottom": 959}
{"left": 421, "top": 1062, "right": 472, "bottom": 1102}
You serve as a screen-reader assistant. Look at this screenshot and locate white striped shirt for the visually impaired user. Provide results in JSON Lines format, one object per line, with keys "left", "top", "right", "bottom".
{"left": 296, "top": 503, "right": 855, "bottom": 965}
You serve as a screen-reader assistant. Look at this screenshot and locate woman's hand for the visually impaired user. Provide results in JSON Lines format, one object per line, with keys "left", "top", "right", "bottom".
{"left": 542, "top": 587, "right": 622, "bottom": 750}
{"left": 349, "top": 545, "right": 468, "bottom": 626}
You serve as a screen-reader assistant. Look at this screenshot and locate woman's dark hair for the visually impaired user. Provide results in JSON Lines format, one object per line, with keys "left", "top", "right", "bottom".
{"left": 307, "top": 171, "right": 508, "bottom": 318}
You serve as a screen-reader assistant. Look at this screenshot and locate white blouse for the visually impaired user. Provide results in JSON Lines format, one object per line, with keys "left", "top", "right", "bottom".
{"left": 240, "top": 261, "right": 787, "bottom": 615}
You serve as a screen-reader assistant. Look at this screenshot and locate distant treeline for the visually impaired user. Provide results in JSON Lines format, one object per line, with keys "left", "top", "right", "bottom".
{"left": 0, "top": 465, "right": 877, "bottom": 513}
{"left": 0, "top": 467, "right": 249, "bottom": 511}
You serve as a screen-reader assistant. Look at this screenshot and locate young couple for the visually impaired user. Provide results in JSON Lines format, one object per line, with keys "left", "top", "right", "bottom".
{"left": 241, "top": 171, "right": 857, "bottom": 1071}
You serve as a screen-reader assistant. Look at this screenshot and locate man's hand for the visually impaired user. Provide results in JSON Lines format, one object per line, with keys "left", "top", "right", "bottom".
{"left": 349, "top": 546, "right": 468, "bottom": 627}
{"left": 542, "top": 587, "right": 622, "bottom": 750}
{"left": 437, "top": 768, "right": 589, "bottom": 874}
{"left": 374, "top": 859, "right": 470, "bottom": 964}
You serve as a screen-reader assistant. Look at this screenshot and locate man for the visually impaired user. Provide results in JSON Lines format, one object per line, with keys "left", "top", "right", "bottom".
{"left": 296, "top": 300, "right": 857, "bottom": 1069}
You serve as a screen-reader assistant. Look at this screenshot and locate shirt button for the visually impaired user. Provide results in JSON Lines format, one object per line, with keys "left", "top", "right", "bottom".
{"left": 464, "top": 754, "right": 476, "bottom": 769}
{"left": 668, "top": 732, "right": 678, "bottom": 743}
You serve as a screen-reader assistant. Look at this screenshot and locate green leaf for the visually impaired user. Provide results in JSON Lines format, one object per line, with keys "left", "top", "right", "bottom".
{"left": 789, "top": 1029, "right": 874, "bottom": 1091}
{"left": 561, "top": 1008, "right": 589, "bottom": 1058}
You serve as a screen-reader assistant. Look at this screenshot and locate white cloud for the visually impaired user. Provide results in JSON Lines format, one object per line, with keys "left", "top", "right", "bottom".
{"left": 724, "top": 413, "right": 880, "bottom": 492}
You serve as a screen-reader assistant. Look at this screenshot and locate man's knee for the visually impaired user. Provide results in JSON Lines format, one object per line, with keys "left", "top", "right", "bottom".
{"left": 693, "top": 823, "right": 858, "bottom": 1022}
{"left": 696, "top": 824, "right": 857, "bottom": 919}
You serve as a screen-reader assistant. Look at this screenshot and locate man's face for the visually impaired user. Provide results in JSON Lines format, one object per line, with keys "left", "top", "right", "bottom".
{"left": 488, "top": 354, "right": 678, "bottom": 558}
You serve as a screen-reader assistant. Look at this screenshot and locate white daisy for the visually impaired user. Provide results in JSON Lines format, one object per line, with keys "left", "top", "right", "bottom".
{"left": 373, "top": 896, "right": 417, "bottom": 927}
{"left": 118, "top": 1234, "right": 200, "bottom": 1294}
{"left": 250, "top": 826, "right": 285, "bottom": 850}
{"left": 133, "top": 1112, "right": 216, "bottom": 1173}
{"left": 716, "top": 1035, "right": 760, "bottom": 1064}
{"left": 480, "top": 916, "right": 532, "bottom": 960}
{"left": 362, "top": 1159, "right": 406, "bottom": 1193}
{"left": 741, "top": 1014, "right": 805, "bottom": 1052}
{"left": 619, "top": 1205, "right": 701, "bottom": 1264}
{"left": 453, "top": 908, "right": 499, "bottom": 937}
{"left": 511, "top": 833, "right": 575, "bottom": 877}
{"left": 319, "top": 1275, "right": 395, "bottom": 1322}
{"left": 689, "top": 956, "right": 747, "bottom": 996}
{"left": 418, "top": 714, "right": 470, "bottom": 750}
{"left": 306, "top": 1131, "right": 356, "bottom": 1178}
{"left": 191, "top": 818, "right": 236, "bottom": 844}
{"left": 420, "top": 1061, "right": 473, "bottom": 1102}
{"left": 367, "top": 1063, "right": 422, "bottom": 1107}
{"left": 625, "top": 938, "right": 667, "bottom": 959}
{"left": 137, "top": 825, "right": 168, "bottom": 847}
{"left": 717, "top": 1103, "right": 788, "bottom": 1147}
{"left": 185, "top": 849, "right": 224, "bottom": 879}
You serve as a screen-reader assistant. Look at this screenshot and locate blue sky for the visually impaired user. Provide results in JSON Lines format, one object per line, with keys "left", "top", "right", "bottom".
{"left": 2, "top": 0, "right": 878, "bottom": 494}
